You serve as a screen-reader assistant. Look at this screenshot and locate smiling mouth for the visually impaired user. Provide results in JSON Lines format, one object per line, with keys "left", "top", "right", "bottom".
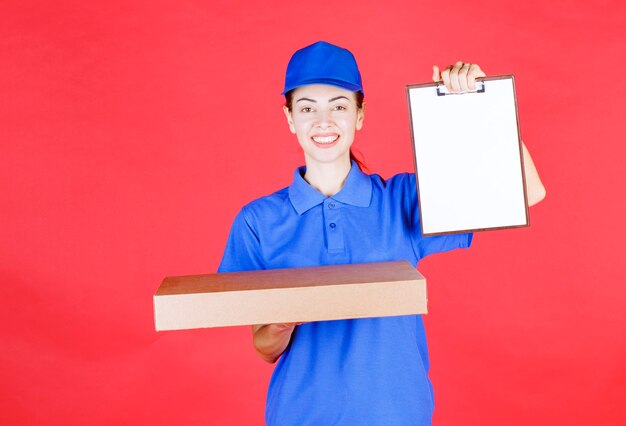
{"left": 312, "top": 135, "right": 339, "bottom": 144}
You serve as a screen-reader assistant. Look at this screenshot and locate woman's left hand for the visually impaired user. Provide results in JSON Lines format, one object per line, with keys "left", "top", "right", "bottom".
{"left": 432, "top": 62, "right": 486, "bottom": 93}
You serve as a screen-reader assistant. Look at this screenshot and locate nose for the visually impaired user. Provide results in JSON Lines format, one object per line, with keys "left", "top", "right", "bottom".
{"left": 315, "top": 109, "right": 333, "bottom": 129}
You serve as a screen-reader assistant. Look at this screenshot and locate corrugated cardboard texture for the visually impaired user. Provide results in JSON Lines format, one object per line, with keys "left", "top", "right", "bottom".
{"left": 154, "top": 261, "right": 427, "bottom": 330}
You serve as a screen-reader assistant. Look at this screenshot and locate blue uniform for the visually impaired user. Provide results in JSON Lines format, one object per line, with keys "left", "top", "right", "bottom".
{"left": 219, "top": 163, "right": 472, "bottom": 425}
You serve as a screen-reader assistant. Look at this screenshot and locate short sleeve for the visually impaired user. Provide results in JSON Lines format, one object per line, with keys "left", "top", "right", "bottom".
{"left": 414, "top": 231, "right": 473, "bottom": 259}
{"left": 406, "top": 173, "right": 474, "bottom": 260}
{"left": 217, "top": 207, "right": 265, "bottom": 273}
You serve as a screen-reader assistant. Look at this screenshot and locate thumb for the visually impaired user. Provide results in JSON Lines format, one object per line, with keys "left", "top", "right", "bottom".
{"left": 432, "top": 65, "right": 441, "bottom": 82}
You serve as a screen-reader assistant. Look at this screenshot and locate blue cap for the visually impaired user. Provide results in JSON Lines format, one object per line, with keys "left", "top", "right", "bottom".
{"left": 282, "top": 41, "right": 364, "bottom": 96}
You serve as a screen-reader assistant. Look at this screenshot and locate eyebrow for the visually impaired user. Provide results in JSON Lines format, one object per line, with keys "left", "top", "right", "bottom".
{"left": 295, "top": 95, "right": 351, "bottom": 103}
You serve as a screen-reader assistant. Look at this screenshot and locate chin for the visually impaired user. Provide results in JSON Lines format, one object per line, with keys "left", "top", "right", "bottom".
{"left": 305, "top": 152, "right": 352, "bottom": 166}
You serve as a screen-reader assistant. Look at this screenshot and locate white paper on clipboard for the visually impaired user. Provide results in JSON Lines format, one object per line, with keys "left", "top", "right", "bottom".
{"left": 406, "top": 75, "right": 529, "bottom": 236}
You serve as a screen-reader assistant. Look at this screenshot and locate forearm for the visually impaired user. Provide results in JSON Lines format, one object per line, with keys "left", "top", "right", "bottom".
{"left": 522, "top": 142, "right": 546, "bottom": 206}
{"left": 251, "top": 323, "right": 297, "bottom": 363}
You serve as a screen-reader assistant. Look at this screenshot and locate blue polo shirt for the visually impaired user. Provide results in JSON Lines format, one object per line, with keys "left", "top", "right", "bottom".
{"left": 218, "top": 162, "right": 472, "bottom": 425}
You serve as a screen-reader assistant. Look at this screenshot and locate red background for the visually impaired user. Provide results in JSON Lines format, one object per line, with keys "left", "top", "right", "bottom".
{"left": 2, "top": 1, "right": 625, "bottom": 424}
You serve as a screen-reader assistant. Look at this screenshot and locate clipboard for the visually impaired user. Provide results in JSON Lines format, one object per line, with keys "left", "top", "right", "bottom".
{"left": 406, "top": 75, "right": 529, "bottom": 236}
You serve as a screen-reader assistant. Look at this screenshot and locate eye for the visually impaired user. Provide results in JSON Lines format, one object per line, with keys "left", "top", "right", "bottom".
{"left": 301, "top": 107, "right": 314, "bottom": 113}
{"left": 333, "top": 105, "right": 347, "bottom": 111}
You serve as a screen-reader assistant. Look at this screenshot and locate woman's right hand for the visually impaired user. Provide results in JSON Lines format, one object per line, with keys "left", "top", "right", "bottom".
{"left": 251, "top": 323, "right": 304, "bottom": 363}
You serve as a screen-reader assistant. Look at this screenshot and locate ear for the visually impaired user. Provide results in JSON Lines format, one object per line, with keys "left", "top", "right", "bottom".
{"left": 283, "top": 105, "right": 296, "bottom": 134}
{"left": 355, "top": 101, "right": 366, "bottom": 131}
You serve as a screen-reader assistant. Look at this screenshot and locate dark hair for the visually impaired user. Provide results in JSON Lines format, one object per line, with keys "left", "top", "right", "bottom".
{"left": 284, "top": 90, "right": 368, "bottom": 172}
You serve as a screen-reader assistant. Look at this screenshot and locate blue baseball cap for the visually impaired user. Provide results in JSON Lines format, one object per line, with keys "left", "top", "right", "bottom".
{"left": 282, "top": 41, "right": 364, "bottom": 96}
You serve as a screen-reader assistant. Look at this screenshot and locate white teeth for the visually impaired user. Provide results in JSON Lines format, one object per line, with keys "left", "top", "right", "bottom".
{"left": 312, "top": 135, "right": 338, "bottom": 144}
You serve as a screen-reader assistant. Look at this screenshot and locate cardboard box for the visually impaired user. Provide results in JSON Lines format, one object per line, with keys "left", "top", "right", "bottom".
{"left": 154, "top": 260, "right": 427, "bottom": 331}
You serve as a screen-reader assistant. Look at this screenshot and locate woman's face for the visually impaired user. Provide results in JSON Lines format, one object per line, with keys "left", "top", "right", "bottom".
{"left": 283, "top": 84, "right": 365, "bottom": 167}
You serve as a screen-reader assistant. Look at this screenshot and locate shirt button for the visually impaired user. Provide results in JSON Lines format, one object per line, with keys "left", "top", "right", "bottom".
{"left": 328, "top": 203, "right": 335, "bottom": 209}
{"left": 329, "top": 223, "right": 336, "bottom": 229}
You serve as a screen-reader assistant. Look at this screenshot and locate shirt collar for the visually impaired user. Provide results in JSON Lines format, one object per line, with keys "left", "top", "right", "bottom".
{"left": 288, "top": 161, "right": 373, "bottom": 215}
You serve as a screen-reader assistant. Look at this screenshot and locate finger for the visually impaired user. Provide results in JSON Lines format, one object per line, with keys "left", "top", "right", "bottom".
{"left": 467, "top": 64, "right": 486, "bottom": 90}
{"left": 432, "top": 65, "right": 441, "bottom": 82}
{"left": 450, "top": 61, "right": 463, "bottom": 93}
{"left": 274, "top": 323, "right": 297, "bottom": 331}
{"left": 441, "top": 66, "right": 452, "bottom": 93}
{"left": 459, "top": 63, "right": 471, "bottom": 92}
{"left": 469, "top": 64, "right": 486, "bottom": 78}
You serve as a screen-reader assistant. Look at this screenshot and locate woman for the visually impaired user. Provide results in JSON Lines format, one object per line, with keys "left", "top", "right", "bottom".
{"left": 219, "top": 41, "right": 545, "bottom": 425}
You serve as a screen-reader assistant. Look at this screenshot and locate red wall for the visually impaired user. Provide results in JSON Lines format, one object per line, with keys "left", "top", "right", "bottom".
{"left": 2, "top": 1, "right": 624, "bottom": 424}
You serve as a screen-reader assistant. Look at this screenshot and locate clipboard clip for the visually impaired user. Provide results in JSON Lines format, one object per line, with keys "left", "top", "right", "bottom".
{"left": 436, "top": 80, "right": 486, "bottom": 96}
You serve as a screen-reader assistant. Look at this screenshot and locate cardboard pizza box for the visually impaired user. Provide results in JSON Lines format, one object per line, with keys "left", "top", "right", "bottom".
{"left": 154, "top": 260, "right": 426, "bottom": 331}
